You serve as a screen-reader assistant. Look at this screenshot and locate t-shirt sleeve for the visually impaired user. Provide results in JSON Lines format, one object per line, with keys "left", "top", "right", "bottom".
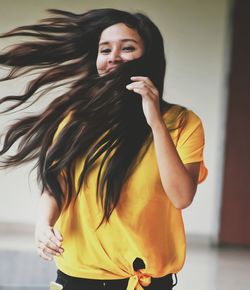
{"left": 176, "top": 110, "right": 208, "bottom": 183}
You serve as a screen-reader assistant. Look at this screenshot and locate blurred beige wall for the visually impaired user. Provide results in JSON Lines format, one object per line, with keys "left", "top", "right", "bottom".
{"left": 0, "top": 0, "right": 231, "bottom": 241}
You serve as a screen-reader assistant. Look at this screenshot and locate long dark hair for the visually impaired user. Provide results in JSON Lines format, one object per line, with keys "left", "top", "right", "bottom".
{"left": 0, "top": 8, "right": 184, "bottom": 227}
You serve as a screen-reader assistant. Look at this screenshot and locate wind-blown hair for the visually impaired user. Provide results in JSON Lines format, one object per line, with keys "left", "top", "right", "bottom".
{"left": 0, "top": 8, "right": 185, "bottom": 227}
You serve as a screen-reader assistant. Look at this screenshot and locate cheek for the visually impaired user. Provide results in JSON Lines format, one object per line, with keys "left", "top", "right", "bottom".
{"left": 123, "top": 50, "right": 144, "bottom": 61}
{"left": 135, "top": 48, "right": 144, "bottom": 59}
{"left": 96, "top": 55, "right": 106, "bottom": 72}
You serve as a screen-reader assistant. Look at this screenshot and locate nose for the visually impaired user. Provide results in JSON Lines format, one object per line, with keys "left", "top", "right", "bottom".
{"left": 108, "top": 48, "right": 122, "bottom": 64}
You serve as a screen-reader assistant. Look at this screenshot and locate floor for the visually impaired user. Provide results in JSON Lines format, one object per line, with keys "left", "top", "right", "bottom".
{"left": 0, "top": 230, "right": 250, "bottom": 290}
{"left": 177, "top": 243, "right": 250, "bottom": 290}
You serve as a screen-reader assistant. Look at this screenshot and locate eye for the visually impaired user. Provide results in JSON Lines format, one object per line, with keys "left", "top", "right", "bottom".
{"left": 122, "top": 46, "right": 136, "bottom": 52}
{"left": 100, "top": 48, "right": 111, "bottom": 54}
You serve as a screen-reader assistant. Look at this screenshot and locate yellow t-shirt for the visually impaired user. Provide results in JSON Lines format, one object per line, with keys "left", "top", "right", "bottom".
{"left": 54, "top": 105, "right": 208, "bottom": 290}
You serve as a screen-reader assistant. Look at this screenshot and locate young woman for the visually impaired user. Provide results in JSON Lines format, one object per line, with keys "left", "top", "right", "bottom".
{"left": 0, "top": 8, "right": 207, "bottom": 290}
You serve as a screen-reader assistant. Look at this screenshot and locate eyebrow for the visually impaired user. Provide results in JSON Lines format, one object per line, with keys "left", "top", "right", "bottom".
{"left": 99, "top": 39, "right": 139, "bottom": 46}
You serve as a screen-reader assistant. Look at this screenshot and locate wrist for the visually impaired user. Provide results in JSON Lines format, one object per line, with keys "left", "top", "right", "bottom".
{"left": 151, "top": 118, "right": 166, "bottom": 132}
{"left": 36, "top": 221, "right": 54, "bottom": 229}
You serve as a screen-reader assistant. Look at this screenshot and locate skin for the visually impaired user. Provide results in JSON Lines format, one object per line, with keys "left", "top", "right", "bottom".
{"left": 96, "top": 23, "right": 144, "bottom": 75}
{"left": 35, "top": 22, "right": 201, "bottom": 260}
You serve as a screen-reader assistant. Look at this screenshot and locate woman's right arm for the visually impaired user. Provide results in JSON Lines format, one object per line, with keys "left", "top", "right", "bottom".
{"left": 35, "top": 191, "right": 64, "bottom": 261}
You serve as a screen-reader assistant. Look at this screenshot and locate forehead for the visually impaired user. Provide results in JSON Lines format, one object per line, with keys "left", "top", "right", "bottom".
{"left": 99, "top": 23, "right": 143, "bottom": 44}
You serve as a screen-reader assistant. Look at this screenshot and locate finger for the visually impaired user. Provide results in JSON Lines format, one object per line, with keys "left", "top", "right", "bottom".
{"left": 126, "top": 83, "right": 155, "bottom": 98}
{"left": 130, "top": 76, "right": 149, "bottom": 81}
{"left": 127, "top": 80, "right": 152, "bottom": 89}
{"left": 45, "top": 228, "right": 63, "bottom": 247}
{"left": 126, "top": 82, "right": 150, "bottom": 91}
{"left": 37, "top": 242, "right": 62, "bottom": 257}
{"left": 35, "top": 227, "right": 64, "bottom": 253}
{"left": 130, "top": 87, "right": 152, "bottom": 97}
{"left": 126, "top": 82, "right": 158, "bottom": 96}
{"left": 39, "top": 233, "right": 63, "bottom": 253}
{"left": 53, "top": 228, "right": 63, "bottom": 242}
{"left": 37, "top": 247, "right": 53, "bottom": 261}
{"left": 130, "top": 76, "right": 156, "bottom": 89}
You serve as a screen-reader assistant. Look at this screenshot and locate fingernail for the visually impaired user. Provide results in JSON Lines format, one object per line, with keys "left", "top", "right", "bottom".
{"left": 59, "top": 248, "right": 64, "bottom": 253}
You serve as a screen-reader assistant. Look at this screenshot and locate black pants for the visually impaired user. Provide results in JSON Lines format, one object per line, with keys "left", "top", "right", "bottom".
{"left": 56, "top": 269, "right": 177, "bottom": 290}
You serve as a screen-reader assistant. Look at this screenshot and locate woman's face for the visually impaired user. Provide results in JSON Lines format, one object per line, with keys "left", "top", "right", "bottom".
{"left": 96, "top": 23, "right": 144, "bottom": 75}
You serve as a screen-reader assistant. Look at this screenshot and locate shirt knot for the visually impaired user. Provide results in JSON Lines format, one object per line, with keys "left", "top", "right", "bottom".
{"left": 126, "top": 271, "right": 151, "bottom": 290}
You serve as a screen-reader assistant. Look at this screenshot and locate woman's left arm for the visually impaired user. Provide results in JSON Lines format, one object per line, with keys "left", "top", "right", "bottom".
{"left": 126, "top": 76, "right": 201, "bottom": 209}
{"left": 150, "top": 121, "right": 200, "bottom": 209}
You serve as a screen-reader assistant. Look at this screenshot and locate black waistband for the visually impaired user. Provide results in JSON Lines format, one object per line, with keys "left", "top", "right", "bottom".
{"left": 56, "top": 269, "right": 174, "bottom": 288}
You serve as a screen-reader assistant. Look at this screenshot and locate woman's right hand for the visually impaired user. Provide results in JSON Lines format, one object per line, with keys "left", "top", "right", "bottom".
{"left": 35, "top": 224, "right": 64, "bottom": 261}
